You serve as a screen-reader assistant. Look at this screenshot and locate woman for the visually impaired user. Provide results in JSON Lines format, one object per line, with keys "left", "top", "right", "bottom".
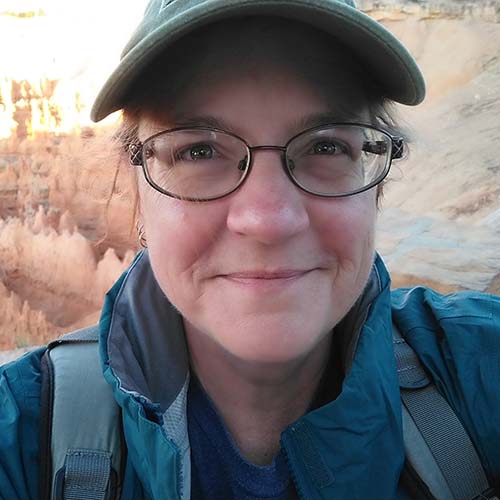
{"left": 1, "top": 1, "right": 500, "bottom": 499}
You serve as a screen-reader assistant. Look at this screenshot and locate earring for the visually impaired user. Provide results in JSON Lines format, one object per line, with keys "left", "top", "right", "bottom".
{"left": 136, "top": 221, "right": 147, "bottom": 248}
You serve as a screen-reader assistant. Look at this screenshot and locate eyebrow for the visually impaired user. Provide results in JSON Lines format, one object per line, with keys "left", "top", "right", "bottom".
{"left": 293, "top": 112, "right": 365, "bottom": 130}
{"left": 173, "top": 115, "right": 229, "bottom": 130}
{"left": 172, "top": 111, "right": 364, "bottom": 137}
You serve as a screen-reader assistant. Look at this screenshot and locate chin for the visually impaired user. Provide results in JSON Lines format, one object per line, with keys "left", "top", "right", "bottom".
{"left": 216, "top": 320, "right": 330, "bottom": 365}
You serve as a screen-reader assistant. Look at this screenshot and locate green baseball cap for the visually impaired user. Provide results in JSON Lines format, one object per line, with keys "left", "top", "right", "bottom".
{"left": 91, "top": 0, "right": 426, "bottom": 122}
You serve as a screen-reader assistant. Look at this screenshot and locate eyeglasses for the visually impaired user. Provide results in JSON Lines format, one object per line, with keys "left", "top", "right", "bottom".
{"left": 128, "top": 123, "right": 404, "bottom": 201}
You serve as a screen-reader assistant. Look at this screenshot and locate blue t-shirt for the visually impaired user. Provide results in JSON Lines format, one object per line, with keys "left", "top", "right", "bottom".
{"left": 187, "top": 375, "right": 299, "bottom": 500}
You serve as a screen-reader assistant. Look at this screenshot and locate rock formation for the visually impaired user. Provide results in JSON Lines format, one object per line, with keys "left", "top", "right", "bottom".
{"left": 0, "top": 78, "right": 65, "bottom": 139}
{"left": 359, "top": 0, "right": 500, "bottom": 22}
{"left": 0, "top": 212, "right": 135, "bottom": 349}
{"left": 0, "top": 131, "right": 137, "bottom": 348}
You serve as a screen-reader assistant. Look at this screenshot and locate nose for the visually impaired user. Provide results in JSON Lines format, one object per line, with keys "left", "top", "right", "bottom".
{"left": 226, "top": 149, "right": 310, "bottom": 244}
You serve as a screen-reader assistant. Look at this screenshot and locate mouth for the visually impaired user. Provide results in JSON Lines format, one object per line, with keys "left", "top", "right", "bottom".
{"left": 224, "top": 270, "right": 311, "bottom": 279}
{"left": 217, "top": 269, "right": 317, "bottom": 289}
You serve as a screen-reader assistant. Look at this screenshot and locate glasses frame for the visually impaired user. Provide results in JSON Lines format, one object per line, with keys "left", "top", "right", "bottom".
{"left": 128, "top": 122, "right": 405, "bottom": 202}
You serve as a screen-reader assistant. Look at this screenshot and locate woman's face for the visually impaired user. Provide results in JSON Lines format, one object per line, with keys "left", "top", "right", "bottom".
{"left": 137, "top": 31, "right": 378, "bottom": 365}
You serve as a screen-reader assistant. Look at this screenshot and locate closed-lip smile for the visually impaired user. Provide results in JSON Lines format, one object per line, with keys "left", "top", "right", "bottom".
{"left": 216, "top": 269, "right": 319, "bottom": 291}
{"left": 223, "top": 270, "right": 312, "bottom": 280}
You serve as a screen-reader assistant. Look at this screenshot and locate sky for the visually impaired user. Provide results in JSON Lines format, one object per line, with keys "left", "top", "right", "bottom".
{"left": 1, "top": 0, "right": 148, "bottom": 79}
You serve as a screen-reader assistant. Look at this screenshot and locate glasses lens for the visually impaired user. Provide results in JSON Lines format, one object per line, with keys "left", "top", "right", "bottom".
{"left": 142, "top": 129, "right": 248, "bottom": 200}
{"left": 286, "top": 125, "right": 392, "bottom": 196}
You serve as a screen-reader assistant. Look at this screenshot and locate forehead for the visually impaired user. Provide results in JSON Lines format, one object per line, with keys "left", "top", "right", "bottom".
{"left": 135, "top": 17, "right": 373, "bottom": 129}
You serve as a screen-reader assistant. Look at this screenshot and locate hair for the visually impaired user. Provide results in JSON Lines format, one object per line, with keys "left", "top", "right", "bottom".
{"left": 113, "top": 16, "right": 405, "bottom": 214}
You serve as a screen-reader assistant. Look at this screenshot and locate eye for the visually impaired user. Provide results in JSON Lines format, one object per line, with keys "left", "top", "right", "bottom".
{"left": 313, "top": 141, "right": 337, "bottom": 155}
{"left": 179, "top": 143, "right": 215, "bottom": 161}
{"left": 309, "top": 140, "right": 349, "bottom": 156}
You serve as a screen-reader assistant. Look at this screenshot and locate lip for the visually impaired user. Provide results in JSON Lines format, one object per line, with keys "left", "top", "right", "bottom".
{"left": 217, "top": 269, "right": 316, "bottom": 289}
{"left": 224, "top": 270, "right": 311, "bottom": 279}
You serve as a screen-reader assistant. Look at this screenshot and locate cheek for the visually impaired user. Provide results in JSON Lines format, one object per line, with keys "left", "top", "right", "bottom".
{"left": 138, "top": 179, "right": 227, "bottom": 294}
{"left": 310, "top": 192, "right": 376, "bottom": 266}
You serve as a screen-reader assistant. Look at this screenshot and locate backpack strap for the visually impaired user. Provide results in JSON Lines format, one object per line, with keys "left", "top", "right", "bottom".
{"left": 40, "top": 325, "right": 124, "bottom": 500}
{"left": 393, "top": 324, "right": 499, "bottom": 500}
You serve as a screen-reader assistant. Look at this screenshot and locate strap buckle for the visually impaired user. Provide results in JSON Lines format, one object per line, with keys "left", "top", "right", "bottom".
{"left": 54, "top": 449, "right": 117, "bottom": 500}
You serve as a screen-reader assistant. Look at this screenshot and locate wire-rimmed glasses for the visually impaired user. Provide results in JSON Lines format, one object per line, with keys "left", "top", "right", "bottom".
{"left": 128, "top": 123, "right": 404, "bottom": 201}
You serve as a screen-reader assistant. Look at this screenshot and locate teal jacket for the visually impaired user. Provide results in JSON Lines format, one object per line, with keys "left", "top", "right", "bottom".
{"left": 1, "top": 251, "right": 500, "bottom": 500}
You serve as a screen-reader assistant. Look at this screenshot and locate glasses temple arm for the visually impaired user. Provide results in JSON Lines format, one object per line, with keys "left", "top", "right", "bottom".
{"left": 362, "top": 137, "right": 405, "bottom": 160}
{"left": 128, "top": 143, "right": 143, "bottom": 166}
{"left": 391, "top": 137, "right": 404, "bottom": 160}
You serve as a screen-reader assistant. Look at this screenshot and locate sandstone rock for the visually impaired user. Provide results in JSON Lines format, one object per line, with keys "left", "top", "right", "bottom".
{"left": 58, "top": 209, "right": 77, "bottom": 234}
{"left": 31, "top": 204, "right": 48, "bottom": 233}
{"left": 0, "top": 278, "right": 55, "bottom": 350}
{"left": 0, "top": 213, "right": 133, "bottom": 348}
{"left": 377, "top": 208, "right": 500, "bottom": 291}
{"left": 358, "top": 0, "right": 500, "bottom": 22}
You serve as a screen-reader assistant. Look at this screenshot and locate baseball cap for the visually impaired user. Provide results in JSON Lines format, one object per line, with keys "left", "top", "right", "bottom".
{"left": 91, "top": 0, "right": 426, "bottom": 122}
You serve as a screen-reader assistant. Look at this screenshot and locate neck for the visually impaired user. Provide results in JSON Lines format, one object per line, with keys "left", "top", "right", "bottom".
{"left": 185, "top": 323, "right": 332, "bottom": 465}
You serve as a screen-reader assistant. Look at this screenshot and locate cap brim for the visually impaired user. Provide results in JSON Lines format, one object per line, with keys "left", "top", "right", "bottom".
{"left": 91, "top": 0, "right": 425, "bottom": 122}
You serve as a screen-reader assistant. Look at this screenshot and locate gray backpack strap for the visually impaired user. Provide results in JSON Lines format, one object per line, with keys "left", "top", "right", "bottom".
{"left": 393, "top": 325, "right": 498, "bottom": 500}
{"left": 40, "top": 325, "right": 123, "bottom": 500}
